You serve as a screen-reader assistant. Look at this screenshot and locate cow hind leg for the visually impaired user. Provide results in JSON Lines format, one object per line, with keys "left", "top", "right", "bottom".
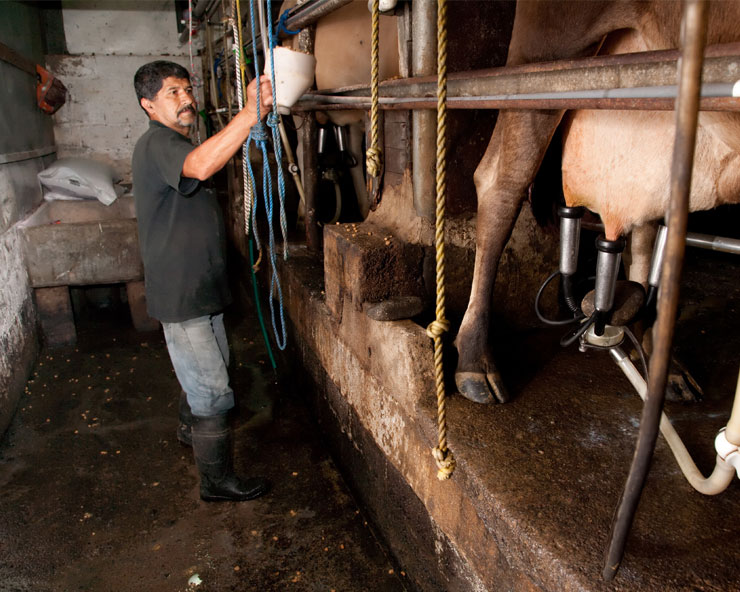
{"left": 624, "top": 224, "right": 703, "bottom": 402}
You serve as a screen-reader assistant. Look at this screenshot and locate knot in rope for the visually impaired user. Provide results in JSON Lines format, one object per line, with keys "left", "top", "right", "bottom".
{"left": 277, "top": 9, "right": 300, "bottom": 38}
{"left": 266, "top": 111, "right": 280, "bottom": 129}
{"left": 426, "top": 318, "right": 450, "bottom": 340}
{"left": 432, "top": 446, "right": 456, "bottom": 481}
{"left": 365, "top": 146, "right": 383, "bottom": 178}
{"left": 250, "top": 121, "right": 269, "bottom": 142}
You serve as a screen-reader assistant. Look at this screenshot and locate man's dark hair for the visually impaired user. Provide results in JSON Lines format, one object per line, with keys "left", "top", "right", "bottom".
{"left": 134, "top": 61, "right": 190, "bottom": 108}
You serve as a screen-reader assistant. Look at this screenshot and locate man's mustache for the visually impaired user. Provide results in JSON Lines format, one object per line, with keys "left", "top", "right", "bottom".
{"left": 177, "top": 105, "right": 196, "bottom": 116}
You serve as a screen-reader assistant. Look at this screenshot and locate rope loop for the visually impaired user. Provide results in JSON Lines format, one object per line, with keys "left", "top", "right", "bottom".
{"left": 432, "top": 446, "right": 456, "bottom": 481}
{"left": 426, "top": 318, "right": 450, "bottom": 340}
{"left": 277, "top": 9, "right": 300, "bottom": 38}
{"left": 250, "top": 121, "right": 269, "bottom": 142}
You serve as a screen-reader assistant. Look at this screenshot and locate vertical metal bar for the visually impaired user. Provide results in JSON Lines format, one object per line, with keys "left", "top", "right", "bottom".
{"left": 296, "top": 9, "right": 321, "bottom": 252}
{"left": 601, "top": 0, "right": 709, "bottom": 581}
{"left": 411, "top": 0, "right": 437, "bottom": 220}
{"left": 397, "top": 2, "right": 412, "bottom": 80}
{"left": 302, "top": 114, "right": 320, "bottom": 252}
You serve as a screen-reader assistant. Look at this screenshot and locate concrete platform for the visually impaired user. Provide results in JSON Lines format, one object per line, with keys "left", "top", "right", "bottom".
{"left": 18, "top": 196, "right": 158, "bottom": 346}
{"left": 280, "top": 242, "right": 740, "bottom": 591}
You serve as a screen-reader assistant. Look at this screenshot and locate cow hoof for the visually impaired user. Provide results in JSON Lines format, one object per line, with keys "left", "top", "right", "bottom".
{"left": 455, "top": 371, "right": 509, "bottom": 404}
{"left": 666, "top": 358, "right": 703, "bottom": 403}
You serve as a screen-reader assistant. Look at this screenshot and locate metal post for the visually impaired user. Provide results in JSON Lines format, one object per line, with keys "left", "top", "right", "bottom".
{"left": 411, "top": 0, "right": 437, "bottom": 220}
{"left": 601, "top": 0, "right": 709, "bottom": 581}
{"left": 296, "top": 11, "right": 321, "bottom": 253}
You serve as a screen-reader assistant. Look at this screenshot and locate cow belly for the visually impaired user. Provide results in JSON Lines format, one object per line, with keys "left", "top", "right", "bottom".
{"left": 313, "top": 2, "right": 398, "bottom": 99}
{"left": 561, "top": 109, "right": 740, "bottom": 240}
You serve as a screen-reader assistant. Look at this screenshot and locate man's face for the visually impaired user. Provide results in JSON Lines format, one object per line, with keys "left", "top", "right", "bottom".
{"left": 140, "top": 76, "right": 196, "bottom": 135}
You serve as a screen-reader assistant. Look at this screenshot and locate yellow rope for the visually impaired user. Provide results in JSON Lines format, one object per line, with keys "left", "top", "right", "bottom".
{"left": 234, "top": 0, "right": 248, "bottom": 104}
{"left": 426, "top": 0, "right": 455, "bottom": 481}
{"left": 365, "top": 0, "right": 382, "bottom": 178}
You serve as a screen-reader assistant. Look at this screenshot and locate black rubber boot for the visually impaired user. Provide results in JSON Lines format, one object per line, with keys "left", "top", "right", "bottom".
{"left": 191, "top": 414, "right": 270, "bottom": 502}
{"left": 177, "top": 390, "right": 193, "bottom": 447}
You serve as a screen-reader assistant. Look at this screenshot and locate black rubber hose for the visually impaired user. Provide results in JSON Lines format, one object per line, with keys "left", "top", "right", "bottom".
{"left": 559, "top": 313, "right": 597, "bottom": 348}
{"left": 561, "top": 273, "right": 581, "bottom": 315}
{"left": 535, "top": 270, "right": 583, "bottom": 326}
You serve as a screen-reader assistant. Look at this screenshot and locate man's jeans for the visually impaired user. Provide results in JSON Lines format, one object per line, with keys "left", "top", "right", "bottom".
{"left": 161, "top": 313, "right": 234, "bottom": 417}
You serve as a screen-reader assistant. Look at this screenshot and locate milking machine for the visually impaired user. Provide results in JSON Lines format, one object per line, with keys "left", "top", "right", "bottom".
{"left": 536, "top": 205, "right": 740, "bottom": 496}
{"left": 316, "top": 123, "right": 359, "bottom": 223}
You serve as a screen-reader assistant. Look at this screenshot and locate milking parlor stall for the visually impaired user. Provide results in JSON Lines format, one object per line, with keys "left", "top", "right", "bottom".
{"left": 193, "top": 0, "right": 740, "bottom": 590}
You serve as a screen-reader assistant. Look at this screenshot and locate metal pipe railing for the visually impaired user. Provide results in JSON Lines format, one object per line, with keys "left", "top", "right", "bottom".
{"left": 241, "top": 0, "right": 354, "bottom": 55}
{"left": 295, "top": 91, "right": 739, "bottom": 112}
{"left": 292, "top": 42, "right": 740, "bottom": 112}
{"left": 686, "top": 232, "right": 740, "bottom": 254}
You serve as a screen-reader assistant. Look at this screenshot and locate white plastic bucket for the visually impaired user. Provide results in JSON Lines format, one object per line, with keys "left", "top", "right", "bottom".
{"left": 265, "top": 46, "right": 316, "bottom": 115}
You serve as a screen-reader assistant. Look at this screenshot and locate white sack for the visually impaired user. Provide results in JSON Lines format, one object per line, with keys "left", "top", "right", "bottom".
{"left": 38, "top": 157, "right": 123, "bottom": 205}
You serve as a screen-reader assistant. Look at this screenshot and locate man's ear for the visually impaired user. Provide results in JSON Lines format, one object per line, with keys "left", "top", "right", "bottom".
{"left": 140, "top": 97, "right": 154, "bottom": 115}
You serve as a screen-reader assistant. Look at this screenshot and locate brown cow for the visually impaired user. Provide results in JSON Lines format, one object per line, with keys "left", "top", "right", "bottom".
{"left": 455, "top": 0, "right": 740, "bottom": 404}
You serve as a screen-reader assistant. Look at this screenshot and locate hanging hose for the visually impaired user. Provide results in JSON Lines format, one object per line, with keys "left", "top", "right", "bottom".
{"left": 250, "top": 238, "right": 277, "bottom": 370}
{"left": 425, "top": 0, "right": 455, "bottom": 481}
{"left": 602, "top": 0, "right": 709, "bottom": 581}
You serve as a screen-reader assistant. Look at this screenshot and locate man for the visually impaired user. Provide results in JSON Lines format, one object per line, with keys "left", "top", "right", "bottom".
{"left": 132, "top": 60, "right": 271, "bottom": 502}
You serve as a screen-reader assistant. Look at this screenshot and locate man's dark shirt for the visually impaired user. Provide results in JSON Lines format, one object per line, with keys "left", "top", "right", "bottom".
{"left": 132, "top": 120, "right": 231, "bottom": 322}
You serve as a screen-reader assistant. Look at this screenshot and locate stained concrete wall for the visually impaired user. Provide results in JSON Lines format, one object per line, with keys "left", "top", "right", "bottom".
{"left": 0, "top": 0, "right": 203, "bottom": 437}
{"left": 0, "top": 2, "right": 57, "bottom": 436}
{"left": 52, "top": 0, "right": 204, "bottom": 183}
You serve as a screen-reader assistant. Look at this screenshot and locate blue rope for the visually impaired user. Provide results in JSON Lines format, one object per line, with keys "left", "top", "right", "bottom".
{"left": 266, "top": 12, "right": 289, "bottom": 256}
{"left": 245, "top": 0, "right": 288, "bottom": 352}
{"left": 276, "top": 9, "right": 300, "bottom": 38}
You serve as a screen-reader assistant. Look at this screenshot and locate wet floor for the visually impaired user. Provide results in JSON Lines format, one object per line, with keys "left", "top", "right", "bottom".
{"left": 0, "top": 287, "right": 408, "bottom": 592}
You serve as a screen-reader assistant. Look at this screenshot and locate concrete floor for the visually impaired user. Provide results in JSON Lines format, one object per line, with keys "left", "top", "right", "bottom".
{"left": 0, "top": 289, "right": 408, "bottom": 592}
